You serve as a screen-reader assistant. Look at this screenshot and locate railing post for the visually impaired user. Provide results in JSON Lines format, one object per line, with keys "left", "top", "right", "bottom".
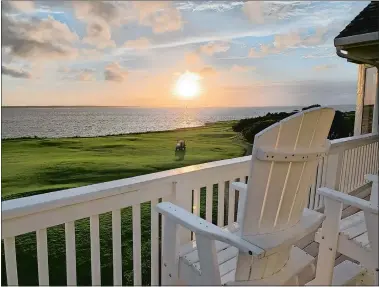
{"left": 354, "top": 64, "right": 366, "bottom": 136}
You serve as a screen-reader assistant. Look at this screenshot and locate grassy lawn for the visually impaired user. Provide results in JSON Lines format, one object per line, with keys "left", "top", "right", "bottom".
{"left": 1, "top": 121, "right": 246, "bottom": 286}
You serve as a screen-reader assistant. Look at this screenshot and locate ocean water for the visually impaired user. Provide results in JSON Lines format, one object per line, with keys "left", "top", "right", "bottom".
{"left": 1, "top": 105, "right": 355, "bottom": 139}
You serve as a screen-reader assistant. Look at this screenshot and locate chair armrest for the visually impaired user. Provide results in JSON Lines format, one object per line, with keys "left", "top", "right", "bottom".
{"left": 317, "top": 188, "right": 378, "bottom": 214}
{"left": 230, "top": 181, "right": 247, "bottom": 192}
{"left": 156, "top": 202, "right": 265, "bottom": 258}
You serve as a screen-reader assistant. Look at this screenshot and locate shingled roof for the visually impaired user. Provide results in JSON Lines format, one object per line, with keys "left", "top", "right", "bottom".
{"left": 335, "top": 1, "right": 379, "bottom": 40}
{"left": 334, "top": 1, "right": 379, "bottom": 66}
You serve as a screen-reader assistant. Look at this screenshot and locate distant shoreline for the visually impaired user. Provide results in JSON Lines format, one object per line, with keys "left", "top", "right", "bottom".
{"left": 2, "top": 104, "right": 355, "bottom": 109}
{"left": 2, "top": 120, "right": 237, "bottom": 141}
{"left": 2, "top": 105, "right": 355, "bottom": 140}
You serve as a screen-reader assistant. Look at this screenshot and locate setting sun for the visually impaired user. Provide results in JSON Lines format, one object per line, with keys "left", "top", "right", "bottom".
{"left": 174, "top": 72, "right": 201, "bottom": 99}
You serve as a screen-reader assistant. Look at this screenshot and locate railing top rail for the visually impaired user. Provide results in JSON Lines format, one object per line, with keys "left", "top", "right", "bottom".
{"left": 2, "top": 156, "right": 251, "bottom": 221}
{"left": 329, "top": 133, "right": 378, "bottom": 154}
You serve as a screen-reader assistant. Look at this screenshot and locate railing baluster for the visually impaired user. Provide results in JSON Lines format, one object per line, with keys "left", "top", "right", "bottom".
{"left": 355, "top": 146, "right": 364, "bottom": 188}
{"left": 217, "top": 181, "right": 225, "bottom": 227}
{"left": 228, "top": 180, "right": 236, "bottom": 225}
{"left": 206, "top": 184, "right": 213, "bottom": 222}
{"left": 339, "top": 151, "right": 347, "bottom": 193}
{"left": 133, "top": 204, "right": 142, "bottom": 286}
{"left": 150, "top": 199, "right": 159, "bottom": 286}
{"left": 36, "top": 228, "right": 49, "bottom": 286}
{"left": 65, "top": 221, "right": 77, "bottom": 285}
{"left": 348, "top": 149, "right": 356, "bottom": 195}
{"left": 345, "top": 149, "right": 353, "bottom": 193}
{"left": 351, "top": 148, "right": 358, "bottom": 190}
{"left": 112, "top": 210, "right": 122, "bottom": 286}
{"left": 361, "top": 146, "right": 367, "bottom": 184}
{"left": 4, "top": 237, "right": 18, "bottom": 286}
{"left": 363, "top": 145, "right": 369, "bottom": 182}
{"left": 90, "top": 215, "right": 101, "bottom": 285}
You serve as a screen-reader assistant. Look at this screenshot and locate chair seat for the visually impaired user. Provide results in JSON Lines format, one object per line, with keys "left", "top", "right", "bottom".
{"left": 179, "top": 226, "right": 314, "bottom": 285}
{"left": 178, "top": 208, "right": 323, "bottom": 285}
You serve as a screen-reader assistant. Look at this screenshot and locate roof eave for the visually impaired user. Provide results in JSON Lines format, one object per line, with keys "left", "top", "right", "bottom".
{"left": 334, "top": 32, "right": 379, "bottom": 47}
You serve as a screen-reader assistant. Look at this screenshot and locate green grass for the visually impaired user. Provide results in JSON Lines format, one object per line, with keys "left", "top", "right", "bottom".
{"left": 1, "top": 121, "right": 246, "bottom": 286}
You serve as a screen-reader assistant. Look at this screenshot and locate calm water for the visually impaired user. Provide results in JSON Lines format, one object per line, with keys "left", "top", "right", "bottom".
{"left": 2, "top": 105, "right": 355, "bottom": 139}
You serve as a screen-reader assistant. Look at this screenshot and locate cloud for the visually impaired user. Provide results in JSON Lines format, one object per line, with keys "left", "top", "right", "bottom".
{"left": 231, "top": 65, "right": 256, "bottom": 73}
{"left": 199, "top": 66, "right": 217, "bottom": 77}
{"left": 242, "top": 1, "right": 295, "bottom": 24}
{"left": 2, "top": 15, "right": 79, "bottom": 61}
{"left": 77, "top": 69, "right": 96, "bottom": 81}
{"left": 124, "top": 37, "right": 151, "bottom": 50}
{"left": 82, "top": 18, "right": 116, "bottom": 49}
{"left": 313, "top": 64, "right": 336, "bottom": 71}
{"left": 248, "top": 44, "right": 280, "bottom": 58}
{"left": 104, "top": 62, "right": 128, "bottom": 82}
{"left": 199, "top": 41, "right": 230, "bottom": 56}
{"left": 6, "top": 0, "right": 35, "bottom": 13}
{"left": 72, "top": 1, "right": 126, "bottom": 26}
{"left": 177, "top": 1, "right": 243, "bottom": 12}
{"left": 2, "top": 65, "right": 32, "bottom": 79}
{"left": 59, "top": 67, "right": 96, "bottom": 81}
{"left": 73, "top": 2, "right": 125, "bottom": 50}
{"left": 133, "top": 2, "right": 183, "bottom": 34}
{"left": 248, "top": 28, "right": 330, "bottom": 58}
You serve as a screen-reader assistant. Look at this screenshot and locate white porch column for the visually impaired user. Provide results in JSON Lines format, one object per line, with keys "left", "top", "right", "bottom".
{"left": 372, "top": 68, "right": 379, "bottom": 134}
{"left": 354, "top": 65, "right": 366, "bottom": 136}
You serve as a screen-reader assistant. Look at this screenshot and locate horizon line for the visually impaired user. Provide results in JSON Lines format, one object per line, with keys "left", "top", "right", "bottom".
{"left": 2, "top": 104, "right": 356, "bottom": 108}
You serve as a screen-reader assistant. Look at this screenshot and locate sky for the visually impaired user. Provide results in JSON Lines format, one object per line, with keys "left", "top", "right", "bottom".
{"left": 1, "top": 1, "right": 370, "bottom": 107}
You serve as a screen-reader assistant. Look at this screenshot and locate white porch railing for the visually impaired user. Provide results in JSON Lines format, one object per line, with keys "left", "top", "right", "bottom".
{"left": 1, "top": 134, "right": 378, "bottom": 286}
{"left": 307, "top": 133, "right": 378, "bottom": 210}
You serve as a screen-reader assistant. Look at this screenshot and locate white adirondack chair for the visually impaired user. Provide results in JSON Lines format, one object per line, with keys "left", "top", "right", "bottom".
{"left": 311, "top": 174, "right": 378, "bottom": 286}
{"left": 156, "top": 107, "right": 335, "bottom": 285}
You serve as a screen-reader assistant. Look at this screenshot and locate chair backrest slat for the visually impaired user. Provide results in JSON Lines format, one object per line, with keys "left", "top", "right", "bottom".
{"left": 241, "top": 107, "right": 335, "bottom": 236}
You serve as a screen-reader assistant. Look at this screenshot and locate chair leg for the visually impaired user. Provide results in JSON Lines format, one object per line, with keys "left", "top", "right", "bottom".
{"left": 313, "top": 198, "right": 343, "bottom": 285}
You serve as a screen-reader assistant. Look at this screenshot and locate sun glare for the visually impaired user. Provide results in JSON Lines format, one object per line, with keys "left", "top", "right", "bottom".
{"left": 175, "top": 72, "right": 201, "bottom": 99}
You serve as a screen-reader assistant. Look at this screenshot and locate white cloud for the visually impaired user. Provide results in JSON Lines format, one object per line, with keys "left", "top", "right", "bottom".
{"left": 82, "top": 18, "right": 116, "bottom": 49}
{"left": 2, "top": 15, "right": 79, "bottom": 61}
{"left": 199, "top": 41, "right": 230, "bottom": 56}
{"left": 133, "top": 2, "right": 183, "bottom": 34}
{"left": 59, "top": 67, "right": 96, "bottom": 81}
{"left": 177, "top": 1, "right": 243, "bottom": 12}
{"left": 8, "top": 1, "right": 35, "bottom": 13}
{"left": 248, "top": 28, "right": 330, "bottom": 58}
{"left": 104, "top": 62, "right": 128, "bottom": 82}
